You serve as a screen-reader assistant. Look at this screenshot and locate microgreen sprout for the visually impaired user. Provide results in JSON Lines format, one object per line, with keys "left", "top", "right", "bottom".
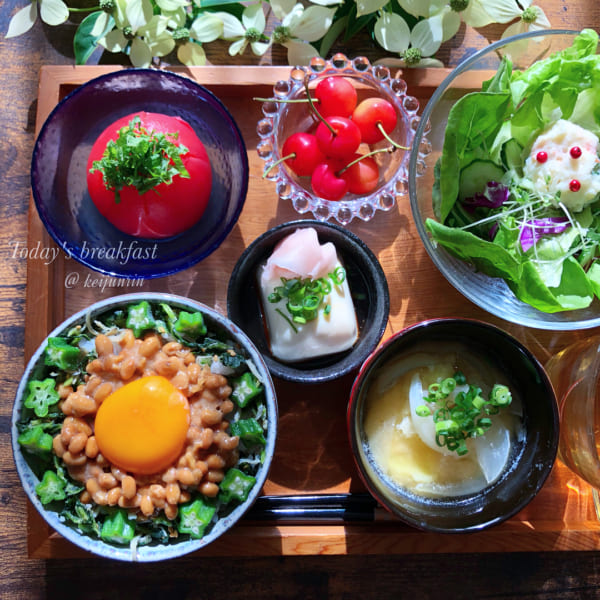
{"left": 415, "top": 371, "right": 513, "bottom": 456}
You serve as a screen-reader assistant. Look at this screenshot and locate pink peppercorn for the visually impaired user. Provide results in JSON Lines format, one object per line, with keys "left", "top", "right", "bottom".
{"left": 536, "top": 151, "right": 548, "bottom": 163}
{"left": 569, "top": 179, "right": 581, "bottom": 192}
{"left": 570, "top": 146, "right": 582, "bottom": 159}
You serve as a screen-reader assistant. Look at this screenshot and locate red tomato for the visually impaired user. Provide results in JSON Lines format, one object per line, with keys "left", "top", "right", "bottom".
{"left": 86, "top": 111, "right": 212, "bottom": 239}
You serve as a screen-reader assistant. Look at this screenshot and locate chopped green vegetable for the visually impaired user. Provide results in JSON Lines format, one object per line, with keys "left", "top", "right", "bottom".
{"left": 415, "top": 371, "right": 513, "bottom": 456}
{"left": 231, "top": 372, "right": 263, "bottom": 408}
{"left": 173, "top": 311, "right": 207, "bottom": 341}
{"left": 45, "top": 337, "right": 83, "bottom": 371}
{"left": 61, "top": 500, "right": 101, "bottom": 537}
{"left": 35, "top": 470, "right": 66, "bottom": 504}
{"left": 24, "top": 378, "right": 60, "bottom": 418}
{"left": 100, "top": 509, "right": 135, "bottom": 544}
{"left": 89, "top": 115, "right": 190, "bottom": 203}
{"left": 126, "top": 300, "right": 156, "bottom": 338}
{"left": 178, "top": 498, "right": 216, "bottom": 539}
{"left": 267, "top": 268, "right": 346, "bottom": 329}
{"left": 229, "top": 418, "right": 266, "bottom": 446}
{"left": 18, "top": 425, "right": 53, "bottom": 456}
{"left": 219, "top": 468, "right": 256, "bottom": 503}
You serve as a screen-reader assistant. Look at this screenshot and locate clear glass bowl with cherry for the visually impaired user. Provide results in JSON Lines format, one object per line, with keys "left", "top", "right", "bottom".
{"left": 257, "top": 54, "right": 430, "bottom": 225}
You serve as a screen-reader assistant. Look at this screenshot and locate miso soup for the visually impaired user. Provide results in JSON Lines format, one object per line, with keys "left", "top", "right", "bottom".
{"left": 362, "top": 344, "right": 523, "bottom": 498}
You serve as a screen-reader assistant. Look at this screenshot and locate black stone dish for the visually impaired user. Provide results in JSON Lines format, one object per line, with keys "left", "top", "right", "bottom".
{"left": 227, "top": 220, "right": 390, "bottom": 384}
{"left": 348, "top": 318, "right": 559, "bottom": 533}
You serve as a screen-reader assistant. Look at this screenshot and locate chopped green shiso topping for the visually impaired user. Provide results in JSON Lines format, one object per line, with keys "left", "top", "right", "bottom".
{"left": 89, "top": 116, "right": 189, "bottom": 202}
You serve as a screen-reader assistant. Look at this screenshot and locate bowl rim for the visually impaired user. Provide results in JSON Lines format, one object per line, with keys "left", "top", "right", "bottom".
{"left": 11, "top": 292, "right": 277, "bottom": 562}
{"left": 30, "top": 68, "right": 249, "bottom": 280}
{"left": 347, "top": 316, "right": 559, "bottom": 533}
{"left": 226, "top": 218, "right": 390, "bottom": 383}
{"left": 407, "top": 29, "right": 600, "bottom": 331}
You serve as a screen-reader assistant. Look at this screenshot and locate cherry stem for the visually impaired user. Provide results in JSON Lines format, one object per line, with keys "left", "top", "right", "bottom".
{"left": 305, "top": 77, "right": 336, "bottom": 136}
{"left": 252, "top": 97, "right": 320, "bottom": 104}
{"left": 262, "top": 153, "right": 295, "bottom": 178}
{"left": 377, "top": 122, "right": 410, "bottom": 150}
{"left": 337, "top": 147, "right": 395, "bottom": 175}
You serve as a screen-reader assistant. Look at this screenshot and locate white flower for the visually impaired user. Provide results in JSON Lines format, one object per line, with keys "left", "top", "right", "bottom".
{"left": 100, "top": 0, "right": 176, "bottom": 67}
{"left": 373, "top": 11, "right": 444, "bottom": 67}
{"left": 501, "top": 0, "right": 551, "bottom": 38}
{"left": 211, "top": 4, "right": 270, "bottom": 56}
{"left": 6, "top": 0, "right": 69, "bottom": 38}
{"left": 270, "top": 0, "right": 337, "bottom": 65}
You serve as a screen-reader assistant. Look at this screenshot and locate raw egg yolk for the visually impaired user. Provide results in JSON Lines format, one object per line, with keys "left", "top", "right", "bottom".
{"left": 94, "top": 375, "right": 190, "bottom": 475}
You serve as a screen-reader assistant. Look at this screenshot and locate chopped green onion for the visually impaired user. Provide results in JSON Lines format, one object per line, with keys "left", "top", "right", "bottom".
{"left": 415, "top": 370, "right": 513, "bottom": 455}
{"left": 268, "top": 268, "right": 347, "bottom": 332}
{"left": 415, "top": 405, "right": 431, "bottom": 417}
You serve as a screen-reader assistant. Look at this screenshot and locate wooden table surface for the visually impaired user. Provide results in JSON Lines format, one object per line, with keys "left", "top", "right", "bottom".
{"left": 3, "top": 1, "right": 600, "bottom": 597}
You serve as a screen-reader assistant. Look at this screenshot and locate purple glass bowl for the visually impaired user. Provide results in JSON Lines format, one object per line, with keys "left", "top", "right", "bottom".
{"left": 31, "top": 69, "right": 249, "bottom": 279}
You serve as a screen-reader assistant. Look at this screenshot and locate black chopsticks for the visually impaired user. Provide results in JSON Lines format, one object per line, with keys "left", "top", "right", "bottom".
{"left": 243, "top": 493, "right": 392, "bottom": 524}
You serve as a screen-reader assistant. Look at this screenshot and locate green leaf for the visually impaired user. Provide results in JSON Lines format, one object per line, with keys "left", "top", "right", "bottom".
{"left": 437, "top": 91, "right": 510, "bottom": 222}
{"left": 511, "top": 258, "right": 593, "bottom": 313}
{"left": 425, "top": 218, "right": 522, "bottom": 282}
{"left": 74, "top": 12, "right": 115, "bottom": 65}
{"left": 587, "top": 262, "right": 600, "bottom": 300}
{"left": 318, "top": 14, "right": 347, "bottom": 57}
{"left": 341, "top": 2, "right": 374, "bottom": 42}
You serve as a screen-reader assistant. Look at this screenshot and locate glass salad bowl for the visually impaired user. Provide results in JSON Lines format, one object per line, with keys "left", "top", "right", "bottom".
{"left": 409, "top": 29, "right": 600, "bottom": 330}
{"left": 257, "top": 54, "right": 429, "bottom": 225}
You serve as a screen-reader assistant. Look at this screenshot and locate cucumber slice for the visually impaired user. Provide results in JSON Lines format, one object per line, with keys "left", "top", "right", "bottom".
{"left": 502, "top": 138, "right": 525, "bottom": 171}
{"left": 459, "top": 160, "right": 505, "bottom": 200}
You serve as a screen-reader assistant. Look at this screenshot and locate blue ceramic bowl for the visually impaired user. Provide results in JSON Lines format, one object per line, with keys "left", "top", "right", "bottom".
{"left": 31, "top": 69, "right": 248, "bottom": 279}
{"left": 12, "top": 293, "right": 277, "bottom": 562}
{"left": 227, "top": 220, "right": 390, "bottom": 383}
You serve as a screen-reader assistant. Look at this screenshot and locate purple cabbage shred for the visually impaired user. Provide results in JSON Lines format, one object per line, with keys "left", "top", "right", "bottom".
{"left": 462, "top": 181, "right": 509, "bottom": 212}
{"left": 519, "top": 217, "right": 571, "bottom": 252}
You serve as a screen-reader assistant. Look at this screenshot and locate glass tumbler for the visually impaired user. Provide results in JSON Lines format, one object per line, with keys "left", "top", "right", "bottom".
{"left": 545, "top": 336, "right": 600, "bottom": 491}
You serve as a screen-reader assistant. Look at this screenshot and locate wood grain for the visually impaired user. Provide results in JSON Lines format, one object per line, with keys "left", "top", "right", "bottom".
{"left": 19, "top": 64, "right": 600, "bottom": 559}
{"left": 3, "top": 0, "right": 600, "bottom": 596}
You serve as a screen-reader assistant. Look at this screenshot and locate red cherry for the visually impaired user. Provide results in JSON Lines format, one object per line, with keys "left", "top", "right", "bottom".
{"left": 570, "top": 146, "right": 582, "bottom": 159}
{"left": 340, "top": 154, "right": 379, "bottom": 195}
{"left": 311, "top": 159, "right": 348, "bottom": 201}
{"left": 536, "top": 151, "right": 548, "bottom": 163}
{"left": 314, "top": 76, "right": 357, "bottom": 119}
{"left": 569, "top": 179, "right": 581, "bottom": 192}
{"left": 281, "top": 132, "right": 325, "bottom": 176}
{"left": 315, "top": 116, "right": 361, "bottom": 160}
{"left": 352, "top": 97, "right": 397, "bottom": 144}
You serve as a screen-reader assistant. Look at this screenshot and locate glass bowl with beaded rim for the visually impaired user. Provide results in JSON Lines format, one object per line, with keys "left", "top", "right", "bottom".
{"left": 256, "top": 53, "right": 430, "bottom": 225}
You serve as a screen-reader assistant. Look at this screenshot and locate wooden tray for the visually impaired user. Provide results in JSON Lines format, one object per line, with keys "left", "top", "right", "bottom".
{"left": 24, "top": 65, "right": 600, "bottom": 558}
